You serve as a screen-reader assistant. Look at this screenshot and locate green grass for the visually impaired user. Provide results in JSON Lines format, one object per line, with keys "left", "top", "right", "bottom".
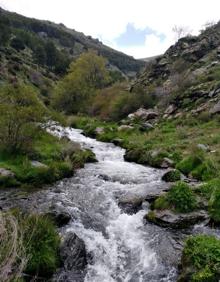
{"left": 68, "top": 115, "right": 220, "bottom": 182}
{"left": 0, "top": 129, "right": 96, "bottom": 188}
{"left": 180, "top": 235, "right": 220, "bottom": 282}
{"left": 153, "top": 181, "right": 197, "bottom": 213}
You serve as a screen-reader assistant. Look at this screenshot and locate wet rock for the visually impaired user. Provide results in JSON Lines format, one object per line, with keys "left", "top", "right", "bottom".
{"left": 146, "top": 209, "right": 209, "bottom": 229}
{"left": 31, "top": 161, "right": 48, "bottom": 168}
{"left": 47, "top": 209, "right": 72, "bottom": 227}
{"left": 60, "top": 232, "right": 87, "bottom": 271}
{"left": 118, "top": 197, "right": 143, "bottom": 214}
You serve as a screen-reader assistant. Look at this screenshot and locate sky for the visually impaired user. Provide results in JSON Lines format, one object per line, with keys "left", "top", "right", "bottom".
{"left": 0, "top": 0, "right": 220, "bottom": 59}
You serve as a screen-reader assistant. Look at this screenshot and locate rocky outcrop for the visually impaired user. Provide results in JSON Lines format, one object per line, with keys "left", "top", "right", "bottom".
{"left": 128, "top": 108, "right": 158, "bottom": 121}
{"left": 209, "top": 100, "right": 220, "bottom": 114}
{"left": 146, "top": 209, "right": 209, "bottom": 229}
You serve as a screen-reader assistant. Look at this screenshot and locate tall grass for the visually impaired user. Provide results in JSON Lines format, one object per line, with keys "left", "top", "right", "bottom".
{"left": 0, "top": 212, "right": 27, "bottom": 282}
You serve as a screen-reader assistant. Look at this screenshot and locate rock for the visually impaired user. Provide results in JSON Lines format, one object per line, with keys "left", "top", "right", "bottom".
{"left": 162, "top": 170, "right": 181, "bottom": 182}
{"left": 197, "top": 143, "right": 209, "bottom": 151}
{"left": 95, "top": 127, "right": 104, "bottom": 135}
{"left": 60, "top": 232, "right": 87, "bottom": 272}
{"left": 0, "top": 168, "right": 15, "bottom": 178}
{"left": 209, "top": 100, "right": 220, "bottom": 114}
{"left": 118, "top": 197, "right": 143, "bottom": 214}
{"left": 128, "top": 108, "right": 158, "bottom": 121}
{"left": 47, "top": 210, "right": 72, "bottom": 228}
{"left": 31, "top": 161, "right": 48, "bottom": 168}
{"left": 139, "top": 122, "right": 154, "bottom": 131}
{"left": 164, "top": 104, "right": 177, "bottom": 115}
{"left": 146, "top": 209, "right": 209, "bottom": 229}
{"left": 161, "top": 158, "right": 174, "bottom": 168}
{"left": 118, "top": 125, "right": 134, "bottom": 131}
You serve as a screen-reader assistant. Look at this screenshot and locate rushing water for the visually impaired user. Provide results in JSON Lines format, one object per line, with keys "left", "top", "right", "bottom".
{"left": 47, "top": 125, "right": 179, "bottom": 282}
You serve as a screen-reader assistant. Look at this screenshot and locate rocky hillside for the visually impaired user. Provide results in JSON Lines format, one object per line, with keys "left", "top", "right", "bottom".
{"left": 132, "top": 22, "right": 220, "bottom": 118}
{"left": 0, "top": 7, "right": 145, "bottom": 97}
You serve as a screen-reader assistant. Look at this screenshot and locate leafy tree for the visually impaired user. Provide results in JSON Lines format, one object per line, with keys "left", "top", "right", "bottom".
{"left": 52, "top": 51, "right": 110, "bottom": 113}
{"left": 45, "top": 41, "right": 57, "bottom": 68}
{"left": 0, "top": 16, "right": 11, "bottom": 46}
{"left": 0, "top": 83, "right": 46, "bottom": 153}
{"left": 10, "top": 37, "right": 25, "bottom": 51}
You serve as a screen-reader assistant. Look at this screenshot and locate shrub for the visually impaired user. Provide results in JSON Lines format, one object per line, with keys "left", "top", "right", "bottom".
{"left": 0, "top": 83, "right": 46, "bottom": 153}
{"left": 177, "top": 154, "right": 203, "bottom": 175}
{"left": 167, "top": 181, "right": 197, "bottom": 213}
{"left": 196, "top": 178, "right": 220, "bottom": 200}
{"left": 22, "top": 214, "right": 60, "bottom": 277}
{"left": 162, "top": 170, "right": 181, "bottom": 182}
{"left": 154, "top": 195, "right": 170, "bottom": 210}
{"left": 177, "top": 151, "right": 218, "bottom": 181}
{"left": 180, "top": 235, "right": 220, "bottom": 281}
{"left": 209, "top": 187, "right": 220, "bottom": 223}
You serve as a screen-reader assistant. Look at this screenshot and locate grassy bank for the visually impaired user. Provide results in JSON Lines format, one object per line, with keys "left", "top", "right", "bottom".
{"left": 0, "top": 128, "right": 96, "bottom": 189}
{"left": 67, "top": 115, "right": 220, "bottom": 180}
{"left": 0, "top": 210, "right": 60, "bottom": 281}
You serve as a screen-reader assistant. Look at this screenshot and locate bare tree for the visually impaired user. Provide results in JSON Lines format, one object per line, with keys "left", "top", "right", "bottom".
{"left": 172, "top": 25, "right": 192, "bottom": 41}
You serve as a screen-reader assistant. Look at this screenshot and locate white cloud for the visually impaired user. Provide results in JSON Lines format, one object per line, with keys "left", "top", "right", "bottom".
{"left": 1, "top": 0, "right": 220, "bottom": 58}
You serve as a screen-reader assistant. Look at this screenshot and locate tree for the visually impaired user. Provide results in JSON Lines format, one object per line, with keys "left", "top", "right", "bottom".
{"left": 172, "top": 25, "right": 192, "bottom": 41}
{"left": 0, "top": 83, "right": 46, "bottom": 153}
{"left": 52, "top": 51, "right": 110, "bottom": 113}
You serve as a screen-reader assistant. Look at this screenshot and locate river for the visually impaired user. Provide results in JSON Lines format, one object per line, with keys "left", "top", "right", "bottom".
{"left": 48, "top": 125, "right": 179, "bottom": 282}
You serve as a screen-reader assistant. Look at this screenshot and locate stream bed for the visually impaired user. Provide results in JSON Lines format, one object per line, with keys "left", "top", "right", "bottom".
{"left": 2, "top": 126, "right": 219, "bottom": 282}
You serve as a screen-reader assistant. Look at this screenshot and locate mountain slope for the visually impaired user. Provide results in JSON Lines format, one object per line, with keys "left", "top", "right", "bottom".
{"left": 132, "top": 22, "right": 220, "bottom": 117}
{"left": 0, "top": 7, "right": 145, "bottom": 96}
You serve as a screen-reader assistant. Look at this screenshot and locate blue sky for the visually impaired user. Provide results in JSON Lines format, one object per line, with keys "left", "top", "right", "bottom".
{"left": 1, "top": 0, "right": 220, "bottom": 58}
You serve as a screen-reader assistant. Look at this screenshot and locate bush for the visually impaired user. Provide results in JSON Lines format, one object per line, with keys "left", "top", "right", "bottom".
{"left": 180, "top": 235, "right": 220, "bottom": 281}
{"left": 162, "top": 170, "right": 181, "bottom": 182}
{"left": 209, "top": 187, "right": 220, "bottom": 223}
{"left": 22, "top": 214, "right": 60, "bottom": 277}
{"left": 196, "top": 179, "right": 220, "bottom": 200}
{"left": 167, "top": 181, "right": 197, "bottom": 213}
{"left": 154, "top": 195, "right": 169, "bottom": 210}
{"left": 177, "top": 151, "right": 218, "bottom": 181}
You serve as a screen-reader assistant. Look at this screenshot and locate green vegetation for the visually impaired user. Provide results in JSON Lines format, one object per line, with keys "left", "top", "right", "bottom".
{"left": 162, "top": 170, "right": 181, "bottom": 182}
{"left": 167, "top": 182, "right": 197, "bottom": 213}
{"left": 52, "top": 51, "right": 110, "bottom": 114}
{"left": 21, "top": 214, "right": 60, "bottom": 277}
{"left": 179, "top": 235, "right": 220, "bottom": 282}
{"left": 153, "top": 182, "right": 197, "bottom": 213}
{"left": 0, "top": 83, "right": 46, "bottom": 153}
{"left": 0, "top": 211, "right": 60, "bottom": 281}
{"left": 209, "top": 187, "right": 220, "bottom": 223}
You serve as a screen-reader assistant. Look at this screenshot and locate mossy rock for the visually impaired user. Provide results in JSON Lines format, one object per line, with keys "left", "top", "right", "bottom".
{"left": 162, "top": 170, "right": 181, "bottom": 182}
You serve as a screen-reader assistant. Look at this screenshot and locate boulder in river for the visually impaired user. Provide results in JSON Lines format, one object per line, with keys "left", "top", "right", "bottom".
{"left": 146, "top": 209, "right": 209, "bottom": 229}
{"left": 162, "top": 170, "right": 181, "bottom": 182}
{"left": 60, "top": 232, "right": 88, "bottom": 271}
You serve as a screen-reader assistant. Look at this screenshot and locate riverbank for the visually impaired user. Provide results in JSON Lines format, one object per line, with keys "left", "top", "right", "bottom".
{"left": 0, "top": 125, "right": 97, "bottom": 189}
{"left": 1, "top": 123, "right": 220, "bottom": 281}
